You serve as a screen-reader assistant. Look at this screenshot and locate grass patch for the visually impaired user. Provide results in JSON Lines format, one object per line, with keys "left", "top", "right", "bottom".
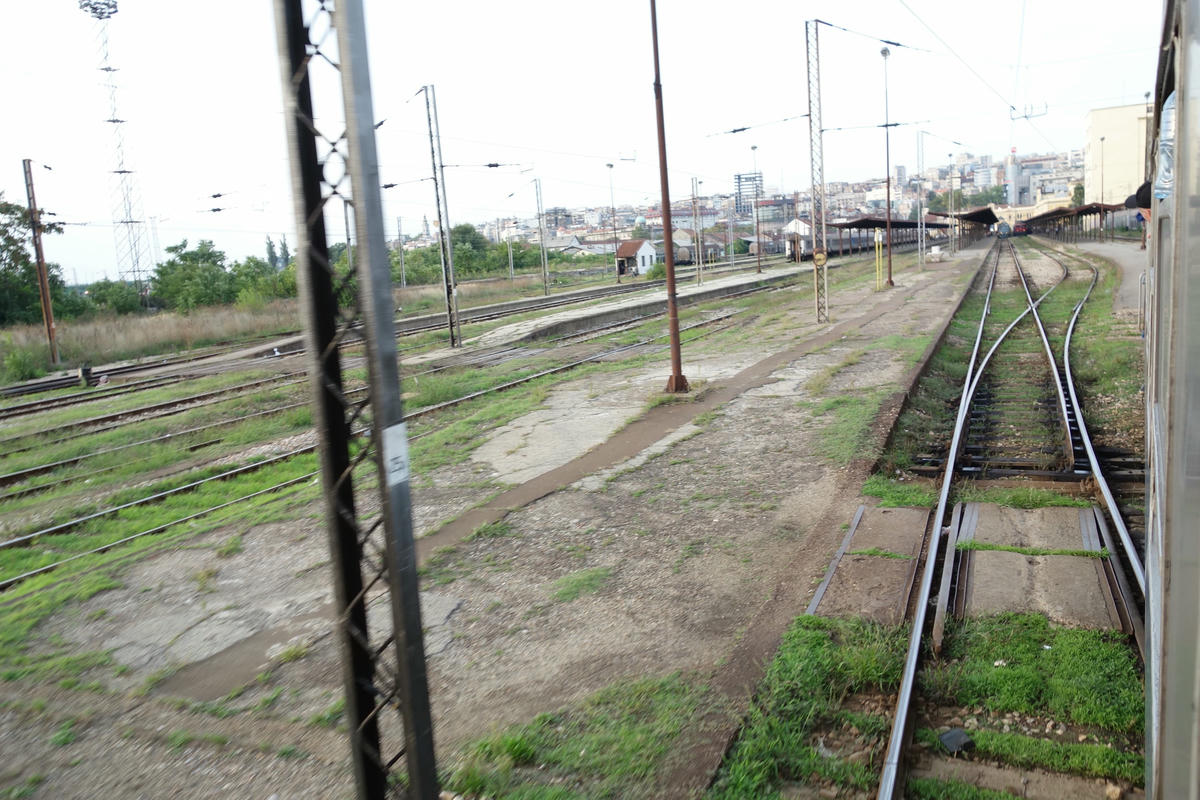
{"left": 921, "top": 614, "right": 1143, "bottom": 733}
{"left": 848, "top": 547, "right": 912, "bottom": 560}
{"left": 862, "top": 475, "right": 936, "bottom": 507}
{"left": 50, "top": 720, "right": 77, "bottom": 746}
{"left": 918, "top": 727, "right": 1143, "bottom": 784}
{"left": 215, "top": 534, "right": 243, "bottom": 557}
{"left": 309, "top": 696, "right": 345, "bottom": 728}
{"left": 954, "top": 484, "right": 1091, "bottom": 509}
{"left": 2, "top": 774, "right": 45, "bottom": 799}
{"left": 907, "top": 777, "right": 1021, "bottom": 799}
{"left": 550, "top": 567, "right": 612, "bottom": 603}
{"left": 707, "top": 616, "right": 908, "bottom": 798}
{"left": 276, "top": 643, "right": 308, "bottom": 663}
{"left": 446, "top": 673, "right": 702, "bottom": 799}
{"left": 807, "top": 391, "right": 888, "bottom": 466}
{"left": 276, "top": 744, "right": 307, "bottom": 759}
{"left": 956, "top": 541, "right": 1107, "bottom": 559}
{"left": 467, "top": 520, "right": 514, "bottom": 541}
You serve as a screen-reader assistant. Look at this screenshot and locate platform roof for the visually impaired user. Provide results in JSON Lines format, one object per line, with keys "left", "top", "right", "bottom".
{"left": 828, "top": 215, "right": 949, "bottom": 230}
{"left": 929, "top": 206, "right": 1000, "bottom": 226}
{"left": 1024, "top": 202, "right": 1124, "bottom": 226}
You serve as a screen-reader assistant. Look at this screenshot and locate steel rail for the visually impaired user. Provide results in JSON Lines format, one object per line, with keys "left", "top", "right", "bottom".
{"left": 1008, "top": 241, "right": 1076, "bottom": 469}
{"left": 879, "top": 241, "right": 1081, "bottom": 797}
{"left": 1059, "top": 255, "right": 1146, "bottom": 594}
{"left": 877, "top": 241, "right": 1001, "bottom": 799}
{"left": 0, "top": 375, "right": 184, "bottom": 421}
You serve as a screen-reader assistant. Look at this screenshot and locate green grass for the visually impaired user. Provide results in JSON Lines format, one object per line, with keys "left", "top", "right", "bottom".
{"left": 921, "top": 614, "right": 1143, "bottom": 733}
{"left": 807, "top": 391, "right": 888, "bottom": 466}
{"left": 215, "top": 534, "right": 243, "bottom": 557}
{"left": 848, "top": 547, "right": 912, "bottom": 560}
{"left": 166, "top": 730, "right": 229, "bottom": 751}
{"left": 862, "top": 475, "right": 936, "bottom": 507}
{"left": 276, "top": 643, "right": 308, "bottom": 663}
{"left": 467, "top": 520, "right": 515, "bottom": 541}
{"left": 1, "top": 774, "right": 45, "bottom": 800}
{"left": 956, "top": 541, "right": 1107, "bottom": 559}
{"left": 918, "top": 727, "right": 1143, "bottom": 784}
{"left": 954, "top": 484, "right": 1091, "bottom": 509}
{"left": 446, "top": 673, "right": 703, "bottom": 799}
{"left": 550, "top": 568, "right": 612, "bottom": 603}
{"left": 309, "top": 697, "right": 345, "bottom": 728}
{"left": 49, "top": 720, "right": 76, "bottom": 746}
{"left": 907, "top": 777, "right": 1021, "bottom": 800}
{"left": 707, "top": 616, "right": 908, "bottom": 798}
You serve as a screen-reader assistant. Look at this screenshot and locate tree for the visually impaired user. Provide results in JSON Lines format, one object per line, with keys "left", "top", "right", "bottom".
{"left": 0, "top": 193, "right": 73, "bottom": 327}
{"left": 266, "top": 236, "right": 279, "bottom": 271}
{"left": 631, "top": 224, "right": 649, "bottom": 240}
{"left": 279, "top": 235, "right": 291, "bottom": 269}
{"left": 1071, "top": 184, "right": 1085, "bottom": 207}
{"left": 89, "top": 279, "right": 141, "bottom": 315}
{"left": 150, "top": 240, "right": 236, "bottom": 311}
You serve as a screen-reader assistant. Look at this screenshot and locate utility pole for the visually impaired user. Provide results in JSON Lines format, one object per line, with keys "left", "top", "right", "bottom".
{"left": 881, "top": 47, "right": 894, "bottom": 287}
{"left": 649, "top": 0, "right": 688, "bottom": 393}
{"left": 422, "top": 85, "right": 460, "bottom": 346}
{"left": 22, "top": 159, "right": 59, "bottom": 365}
{"left": 535, "top": 177, "right": 550, "bottom": 296}
{"left": 607, "top": 163, "right": 620, "bottom": 284}
{"left": 506, "top": 236, "right": 514, "bottom": 280}
{"left": 692, "top": 177, "right": 702, "bottom": 284}
{"left": 806, "top": 19, "right": 829, "bottom": 322}
{"left": 728, "top": 211, "right": 734, "bottom": 271}
{"left": 396, "top": 216, "right": 406, "bottom": 288}
{"left": 430, "top": 85, "right": 462, "bottom": 346}
{"left": 752, "top": 145, "right": 762, "bottom": 273}
{"left": 343, "top": 198, "right": 354, "bottom": 272}
{"left": 916, "top": 131, "right": 925, "bottom": 271}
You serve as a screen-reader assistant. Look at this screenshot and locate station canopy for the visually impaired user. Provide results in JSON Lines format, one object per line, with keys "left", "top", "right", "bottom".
{"left": 828, "top": 215, "right": 949, "bottom": 230}
{"left": 929, "top": 206, "right": 1000, "bottom": 226}
{"left": 1023, "top": 202, "right": 1123, "bottom": 226}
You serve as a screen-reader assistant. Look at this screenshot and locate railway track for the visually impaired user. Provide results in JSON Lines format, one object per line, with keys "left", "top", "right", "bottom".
{"left": 0, "top": 276, "right": 784, "bottom": 595}
{"left": 875, "top": 239, "right": 1146, "bottom": 798}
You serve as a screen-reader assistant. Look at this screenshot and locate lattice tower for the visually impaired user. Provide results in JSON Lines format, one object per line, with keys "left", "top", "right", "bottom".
{"left": 80, "top": 1, "right": 150, "bottom": 296}
{"left": 806, "top": 20, "right": 829, "bottom": 322}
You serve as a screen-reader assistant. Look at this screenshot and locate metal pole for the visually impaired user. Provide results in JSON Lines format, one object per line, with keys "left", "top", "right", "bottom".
{"left": 608, "top": 163, "right": 620, "bottom": 284}
{"left": 649, "top": 0, "right": 688, "bottom": 393}
{"left": 806, "top": 19, "right": 829, "bottom": 323}
{"left": 343, "top": 198, "right": 354, "bottom": 272}
{"left": 728, "top": 211, "right": 734, "bottom": 270}
{"left": 423, "top": 87, "right": 458, "bottom": 347}
{"left": 752, "top": 145, "right": 762, "bottom": 273}
{"left": 882, "top": 47, "right": 893, "bottom": 287}
{"left": 917, "top": 131, "right": 925, "bottom": 270}
{"left": 430, "top": 86, "right": 462, "bottom": 346}
{"left": 396, "top": 216, "right": 406, "bottom": 288}
{"left": 272, "top": 2, "right": 437, "bottom": 796}
{"left": 693, "top": 177, "right": 702, "bottom": 284}
{"left": 535, "top": 177, "right": 550, "bottom": 296}
{"left": 21, "top": 159, "right": 59, "bottom": 365}
{"left": 507, "top": 236, "right": 514, "bottom": 280}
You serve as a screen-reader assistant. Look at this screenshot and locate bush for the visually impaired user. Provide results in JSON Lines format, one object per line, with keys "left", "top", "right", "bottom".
{"left": 645, "top": 262, "right": 666, "bottom": 280}
{"left": 2, "top": 338, "right": 44, "bottom": 382}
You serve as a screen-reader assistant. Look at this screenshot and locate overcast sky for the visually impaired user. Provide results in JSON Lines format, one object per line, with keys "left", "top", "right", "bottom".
{"left": 1, "top": 1, "right": 1162, "bottom": 283}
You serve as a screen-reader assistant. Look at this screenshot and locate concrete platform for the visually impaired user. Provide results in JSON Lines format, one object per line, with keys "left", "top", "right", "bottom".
{"left": 960, "top": 503, "right": 1121, "bottom": 629}
{"left": 810, "top": 506, "right": 929, "bottom": 625}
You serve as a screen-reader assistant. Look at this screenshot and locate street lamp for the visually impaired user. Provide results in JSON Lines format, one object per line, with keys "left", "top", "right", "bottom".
{"left": 881, "top": 46, "right": 893, "bottom": 287}
{"left": 607, "top": 163, "right": 620, "bottom": 283}
{"left": 1099, "top": 135, "right": 1106, "bottom": 239}
{"left": 752, "top": 144, "right": 762, "bottom": 273}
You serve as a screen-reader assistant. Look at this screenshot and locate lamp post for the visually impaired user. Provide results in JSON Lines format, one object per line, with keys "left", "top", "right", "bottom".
{"left": 1099, "top": 135, "right": 1106, "bottom": 240}
{"left": 752, "top": 145, "right": 762, "bottom": 273}
{"left": 881, "top": 46, "right": 893, "bottom": 287}
{"left": 607, "top": 163, "right": 620, "bottom": 283}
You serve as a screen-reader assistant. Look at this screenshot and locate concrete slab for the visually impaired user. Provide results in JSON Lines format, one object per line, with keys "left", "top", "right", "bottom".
{"left": 967, "top": 550, "right": 1119, "bottom": 629}
{"left": 814, "top": 506, "right": 928, "bottom": 625}
{"left": 971, "top": 505, "right": 1088, "bottom": 550}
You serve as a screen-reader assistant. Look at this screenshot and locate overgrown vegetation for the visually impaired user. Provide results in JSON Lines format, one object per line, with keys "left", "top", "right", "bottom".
{"left": 446, "top": 673, "right": 703, "bottom": 798}
{"left": 921, "top": 614, "right": 1143, "bottom": 734}
{"left": 953, "top": 484, "right": 1090, "bottom": 509}
{"left": 862, "top": 475, "right": 936, "bottom": 507}
{"left": 707, "top": 616, "right": 907, "bottom": 798}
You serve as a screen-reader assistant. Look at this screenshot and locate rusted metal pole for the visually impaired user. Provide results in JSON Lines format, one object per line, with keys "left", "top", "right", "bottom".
{"left": 22, "top": 159, "right": 59, "bottom": 365}
{"left": 649, "top": 0, "right": 688, "bottom": 393}
{"left": 882, "top": 48, "right": 894, "bottom": 287}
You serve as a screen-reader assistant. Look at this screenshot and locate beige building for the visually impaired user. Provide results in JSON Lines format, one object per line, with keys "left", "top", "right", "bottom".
{"left": 1085, "top": 103, "right": 1154, "bottom": 204}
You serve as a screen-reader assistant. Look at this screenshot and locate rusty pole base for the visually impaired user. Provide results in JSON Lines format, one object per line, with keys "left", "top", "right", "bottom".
{"left": 664, "top": 374, "right": 690, "bottom": 393}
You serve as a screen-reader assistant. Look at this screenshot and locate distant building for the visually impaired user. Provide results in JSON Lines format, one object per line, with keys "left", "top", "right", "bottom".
{"left": 734, "top": 172, "right": 763, "bottom": 215}
{"left": 1085, "top": 102, "right": 1154, "bottom": 204}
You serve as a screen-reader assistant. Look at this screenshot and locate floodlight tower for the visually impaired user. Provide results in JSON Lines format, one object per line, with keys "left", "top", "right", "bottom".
{"left": 79, "top": 0, "right": 150, "bottom": 299}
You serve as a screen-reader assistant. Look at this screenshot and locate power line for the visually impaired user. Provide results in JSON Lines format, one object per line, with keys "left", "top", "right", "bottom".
{"left": 816, "top": 19, "right": 929, "bottom": 51}
{"left": 897, "top": 0, "right": 1016, "bottom": 115}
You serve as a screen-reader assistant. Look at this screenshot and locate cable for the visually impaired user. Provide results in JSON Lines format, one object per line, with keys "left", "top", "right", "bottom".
{"left": 707, "top": 113, "right": 809, "bottom": 137}
{"left": 816, "top": 19, "right": 930, "bottom": 51}
{"left": 897, "top": 0, "right": 1016, "bottom": 114}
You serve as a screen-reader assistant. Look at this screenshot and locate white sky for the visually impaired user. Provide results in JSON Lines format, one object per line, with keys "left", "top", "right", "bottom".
{"left": 1, "top": 0, "right": 1162, "bottom": 283}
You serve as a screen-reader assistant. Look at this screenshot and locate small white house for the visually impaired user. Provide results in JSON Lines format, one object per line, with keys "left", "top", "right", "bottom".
{"left": 616, "top": 239, "right": 656, "bottom": 275}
